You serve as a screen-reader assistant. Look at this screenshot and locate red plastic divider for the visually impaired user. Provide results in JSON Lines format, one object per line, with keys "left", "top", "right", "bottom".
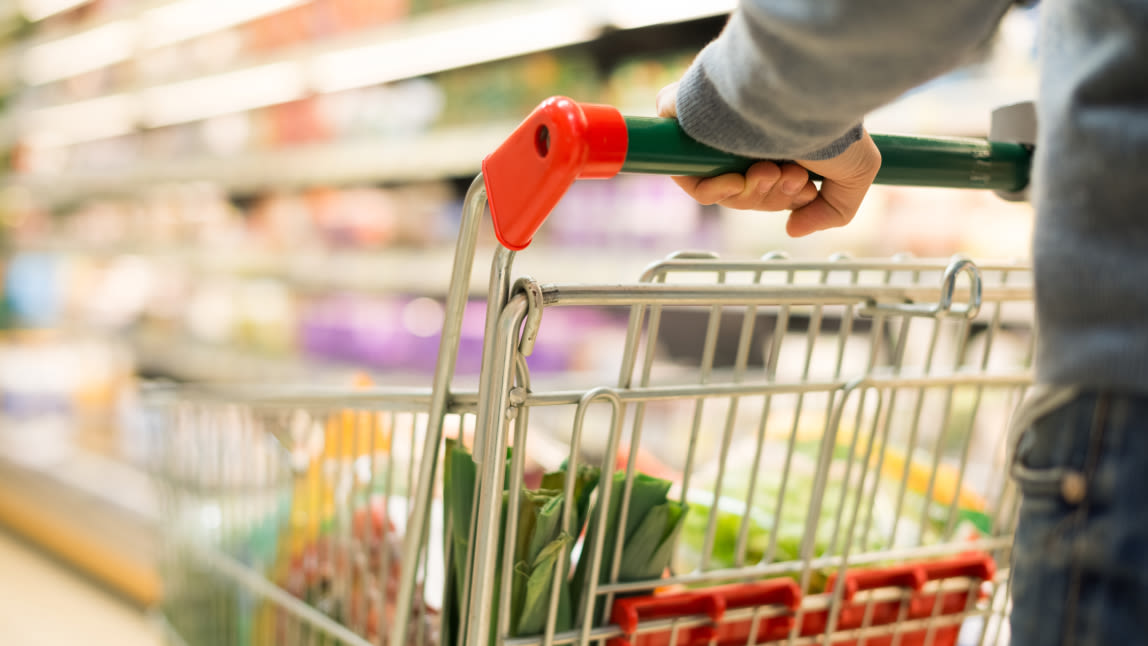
{"left": 608, "top": 552, "right": 995, "bottom": 646}
{"left": 608, "top": 579, "right": 800, "bottom": 646}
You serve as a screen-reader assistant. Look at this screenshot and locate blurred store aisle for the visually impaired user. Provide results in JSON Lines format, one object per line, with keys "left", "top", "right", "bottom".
{"left": 0, "top": 531, "right": 161, "bottom": 646}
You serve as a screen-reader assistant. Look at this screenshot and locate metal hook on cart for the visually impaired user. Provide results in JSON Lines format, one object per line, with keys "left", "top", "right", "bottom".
{"left": 861, "top": 256, "right": 983, "bottom": 319}
{"left": 513, "top": 277, "right": 544, "bottom": 357}
{"left": 936, "top": 256, "right": 984, "bottom": 319}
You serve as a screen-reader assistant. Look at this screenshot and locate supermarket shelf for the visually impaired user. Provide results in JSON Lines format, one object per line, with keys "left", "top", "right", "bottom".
{"left": 16, "top": 0, "right": 734, "bottom": 135}
{"left": 128, "top": 329, "right": 622, "bottom": 390}
{"left": 4, "top": 78, "right": 1038, "bottom": 205}
{"left": 17, "top": 0, "right": 145, "bottom": 26}
{"left": 0, "top": 435, "right": 162, "bottom": 607}
{"left": 18, "top": 0, "right": 272, "bottom": 45}
{"left": 6, "top": 122, "right": 516, "bottom": 204}
{"left": 278, "top": 244, "right": 666, "bottom": 295}
{"left": 8, "top": 240, "right": 667, "bottom": 295}
{"left": 130, "top": 328, "right": 369, "bottom": 383}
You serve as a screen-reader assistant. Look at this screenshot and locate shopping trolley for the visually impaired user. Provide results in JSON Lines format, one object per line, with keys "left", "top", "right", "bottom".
{"left": 152, "top": 97, "right": 1036, "bottom": 646}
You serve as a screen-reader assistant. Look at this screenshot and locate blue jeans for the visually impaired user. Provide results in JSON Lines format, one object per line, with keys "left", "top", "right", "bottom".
{"left": 1010, "top": 391, "right": 1148, "bottom": 645}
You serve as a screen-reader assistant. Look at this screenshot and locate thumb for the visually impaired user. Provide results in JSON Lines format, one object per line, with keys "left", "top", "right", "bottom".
{"left": 786, "top": 133, "right": 881, "bottom": 237}
{"left": 784, "top": 177, "right": 870, "bottom": 237}
{"left": 656, "top": 82, "right": 679, "bottom": 118}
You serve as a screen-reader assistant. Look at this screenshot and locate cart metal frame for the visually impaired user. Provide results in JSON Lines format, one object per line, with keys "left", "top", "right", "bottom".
{"left": 155, "top": 98, "right": 1036, "bottom": 646}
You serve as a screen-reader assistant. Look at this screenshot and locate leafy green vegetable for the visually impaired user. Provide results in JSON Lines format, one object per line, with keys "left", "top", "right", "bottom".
{"left": 673, "top": 444, "right": 957, "bottom": 594}
{"left": 511, "top": 464, "right": 602, "bottom": 635}
{"left": 512, "top": 532, "right": 574, "bottom": 635}
{"left": 541, "top": 465, "right": 600, "bottom": 535}
{"left": 572, "top": 472, "right": 689, "bottom": 621}
{"left": 442, "top": 442, "right": 601, "bottom": 644}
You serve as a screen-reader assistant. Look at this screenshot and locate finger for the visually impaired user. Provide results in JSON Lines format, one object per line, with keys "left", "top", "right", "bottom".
{"left": 789, "top": 180, "right": 819, "bottom": 209}
{"left": 776, "top": 163, "right": 812, "bottom": 198}
{"left": 786, "top": 196, "right": 849, "bottom": 237}
{"left": 670, "top": 175, "right": 703, "bottom": 194}
{"left": 673, "top": 173, "right": 746, "bottom": 205}
{"left": 710, "top": 162, "right": 782, "bottom": 210}
{"left": 753, "top": 163, "right": 812, "bottom": 212}
{"left": 786, "top": 174, "right": 874, "bottom": 237}
{"left": 785, "top": 175, "right": 869, "bottom": 237}
{"left": 788, "top": 132, "right": 881, "bottom": 236}
{"left": 737, "top": 176, "right": 815, "bottom": 212}
{"left": 656, "top": 82, "right": 679, "bottom": 117}
{"left": 744, "top": 161, "right": 783, "bottom": 198}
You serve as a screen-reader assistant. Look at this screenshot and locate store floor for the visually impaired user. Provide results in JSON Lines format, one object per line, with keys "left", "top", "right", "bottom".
{"left": 0, "top": 530, "right": 161, "bottom": 646}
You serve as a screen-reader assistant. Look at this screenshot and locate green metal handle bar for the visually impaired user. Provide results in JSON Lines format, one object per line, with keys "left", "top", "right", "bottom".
{"left": 621, "top": 116, "right": 1032, "bottom": 192}
{"left": 482, "top": 97, "right": 1034, "bottom": 251}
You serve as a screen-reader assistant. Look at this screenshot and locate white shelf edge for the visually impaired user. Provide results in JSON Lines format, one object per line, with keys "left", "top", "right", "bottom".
{"left": 6, "top": 241, "right": 665, "bottom": 296}
{"left": 0, "top": 432, "right": 158, "bottom": 522}
{"left": 16, "top": 0, "right": 734, "bottom": 136}
{"left": 130, "top": 329, "right": 358, "bottom": 383}
{"left": 5, "top": 122, "right": 516, "bottom": 202}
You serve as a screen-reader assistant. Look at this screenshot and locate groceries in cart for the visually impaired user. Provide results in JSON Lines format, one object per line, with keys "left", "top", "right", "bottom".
{"left": 158, "top": 302, "right": 1017, "bottom": 646}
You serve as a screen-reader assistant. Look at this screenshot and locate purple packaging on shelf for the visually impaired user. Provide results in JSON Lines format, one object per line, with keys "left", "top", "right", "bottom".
{"left": 346, "top": 297, "right": 411, "bottom": 367}
{"left": 299, "top": 295, "right": 629, "bottom": 377}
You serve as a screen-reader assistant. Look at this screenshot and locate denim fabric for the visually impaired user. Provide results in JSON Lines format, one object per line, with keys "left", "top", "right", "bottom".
{"left": 1010, "top": 391, "right": 1148, "bottom": 645}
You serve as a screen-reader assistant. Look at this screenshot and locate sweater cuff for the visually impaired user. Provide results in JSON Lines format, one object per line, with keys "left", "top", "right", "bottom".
{"left": 675, "top": 58, "right": 863, "bottom": 162}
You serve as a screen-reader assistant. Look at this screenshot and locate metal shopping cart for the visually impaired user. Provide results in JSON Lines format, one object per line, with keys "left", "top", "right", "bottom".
{"left": 152, "top": 97, "right": 1036, "bottom": 646}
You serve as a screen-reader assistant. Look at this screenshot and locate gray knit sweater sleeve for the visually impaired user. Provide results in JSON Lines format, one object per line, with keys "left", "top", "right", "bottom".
{"left": 675, "top": 0, "right": 1016, "bottom": 160}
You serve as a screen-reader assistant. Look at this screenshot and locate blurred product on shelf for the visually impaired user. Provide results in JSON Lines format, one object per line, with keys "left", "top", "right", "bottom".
{"left": 0, "top": 329, "right": 137, "bottom": 463}
{"left": 717, "top": 185, "right": 1034, "bottom": 261}
{"left": 4, "top": 181, "right": 1036, "bottom": 265}
{"left": 314, "top": 79, "right": 445, "bottom": 143}
{"left": 603, "top": 50, "right": 695, "bottom": 115}
{"left": 548, "top": 174, "right": 714, "bottom": 252}
{"left": 20, "top": 49, "right": 598, "bottom": 177}
{"left": 0, "top": 173, "right": 1035, "bottom": 386}
{"left": 18, "top": 0, "right": 495, "bottom": 108}
{"left": 434, "top": 52, "right": 599, "bottom": 127}
{"left": 302, "top": 296, "right": 624, "bottom": 375}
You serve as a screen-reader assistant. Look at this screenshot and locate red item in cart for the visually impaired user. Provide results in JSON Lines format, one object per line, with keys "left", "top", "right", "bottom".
{"left": 803, "top": 551, "right": 995, "bottom": 646}
{"left": 609, "top": 579, "right": 801, "bottom": 646}
{"left": 608, "top": 552, "right": 995, "bottom": 646}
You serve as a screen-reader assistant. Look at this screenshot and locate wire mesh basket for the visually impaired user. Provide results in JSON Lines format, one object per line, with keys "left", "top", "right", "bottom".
{"left": 151, "top": 97, "right": 1035, "bottom": 646}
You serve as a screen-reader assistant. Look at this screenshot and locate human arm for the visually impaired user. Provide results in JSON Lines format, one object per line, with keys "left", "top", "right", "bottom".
{"left": 663, "top": 0, "right": 1016, "bottom": 235}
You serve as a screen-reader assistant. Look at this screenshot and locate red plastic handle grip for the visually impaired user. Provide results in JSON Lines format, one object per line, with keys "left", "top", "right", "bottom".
{"left": 825, "top": 566, "right": 928, "bottom": 603}
{"left": 804, "top": 552, "right": 997, "bottom": 642}
{"left": 482, "top": 96, "right": 627, "bottom": 251}
{"left": 711, "top": 580, "right": 802, "bottom": 646}
{"left": 718, "top": 580, "right": 802, "bottom": 611}
{"left": 916, "top": 551, "right": 996, "bottom": 584}
{"left": 607, "top": 554, "right": 995, "bottom": 646}
{"left": 609, "top": 579, "right": 801, "bottom": 646}
{"left": 824, "top": 551, "right": 995, "bottom": 602}
{"left": 608, "top": 592, "right": 723, "bottom": 646}
{"left": 611, "top": 592, "right": 725, "bottom": 634}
